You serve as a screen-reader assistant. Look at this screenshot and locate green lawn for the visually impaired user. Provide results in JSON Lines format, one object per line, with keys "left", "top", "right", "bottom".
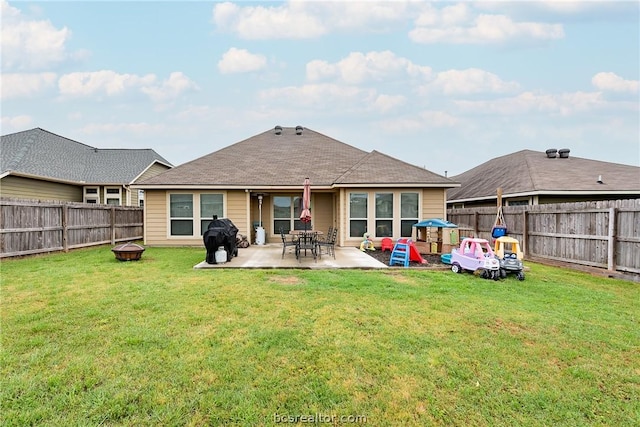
{"left": 1, "top": 246, "right": 638, "bottom": 426}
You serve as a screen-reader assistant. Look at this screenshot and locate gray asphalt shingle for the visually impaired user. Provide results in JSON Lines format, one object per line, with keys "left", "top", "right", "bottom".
{"left": 1, "top": 128, "right": 172, "bottom": 184}
{"left": 137, "top": 126, "right": 457, "bottom": 187}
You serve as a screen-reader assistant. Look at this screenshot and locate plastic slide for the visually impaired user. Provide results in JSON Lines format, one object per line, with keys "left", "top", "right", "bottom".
{"left": 398, "top": 238, "right": 428, "bottom": 264}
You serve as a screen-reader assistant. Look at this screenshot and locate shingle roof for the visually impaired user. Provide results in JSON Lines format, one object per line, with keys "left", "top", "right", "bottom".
{"left": 1, "top": 128, "right": 172, "bottom": 184}
{"left": 447, "top": 149, "right": 640, "bottom": 201}
{"left": 137, "top": 127, "right": 457, "bottom": 188}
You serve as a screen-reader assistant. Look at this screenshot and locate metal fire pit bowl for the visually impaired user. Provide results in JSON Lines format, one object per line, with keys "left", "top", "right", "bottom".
{"left": 112, "top": 242, "right": 145, "bottom": 261}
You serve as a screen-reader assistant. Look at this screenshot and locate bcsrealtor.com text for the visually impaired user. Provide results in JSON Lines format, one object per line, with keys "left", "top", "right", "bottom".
{"left": 273, "top": 413, "right": 367, "bottom": 424}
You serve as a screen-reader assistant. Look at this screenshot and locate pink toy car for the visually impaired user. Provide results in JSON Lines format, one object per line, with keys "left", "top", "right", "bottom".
{"left": 450, "top": 237, "right": 501, "bottom": 280}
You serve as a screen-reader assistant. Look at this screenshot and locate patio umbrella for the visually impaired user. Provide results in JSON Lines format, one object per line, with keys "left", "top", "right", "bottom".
{"left": 300, "top": 177, "right": 312, "bottom": 230}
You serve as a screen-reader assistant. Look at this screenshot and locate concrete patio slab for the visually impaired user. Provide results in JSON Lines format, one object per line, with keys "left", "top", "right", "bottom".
{"left": 194, "top": 244, "right": 388, "bottom": 269}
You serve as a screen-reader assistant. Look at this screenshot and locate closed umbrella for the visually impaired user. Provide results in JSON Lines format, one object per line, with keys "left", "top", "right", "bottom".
{"left": 300, "top": 177, "right": 312, "bottom": 230}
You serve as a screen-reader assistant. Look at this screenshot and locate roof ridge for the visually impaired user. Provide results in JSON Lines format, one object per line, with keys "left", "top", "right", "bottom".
{"left": 333, "top": 151, "right": 373, "bottom": 183}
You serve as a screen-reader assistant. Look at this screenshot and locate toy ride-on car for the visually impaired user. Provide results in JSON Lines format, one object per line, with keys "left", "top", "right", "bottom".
{"left": 450, "top": 237, "right": 500, "bottom": 280}
{"left": 494, "top": 236, "right": 525, "bottom": 280}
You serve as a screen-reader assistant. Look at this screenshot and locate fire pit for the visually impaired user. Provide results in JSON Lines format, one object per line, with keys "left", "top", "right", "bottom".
{"left": 112, "top": 242, "right": 145, "bottom": 261}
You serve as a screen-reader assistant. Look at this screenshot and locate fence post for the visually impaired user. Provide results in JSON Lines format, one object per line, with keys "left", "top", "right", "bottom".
{"left": 62, "top": 205, "right": 68, "bottom": 252}
{"left": 607, "top": 207, "right": 616, "bottom": 271}
{"left": 111, "top": 206, "right": 116, "bottom": 245}
{"left": 473, "top": 211, "right": 478, "bottom": 236}
{"left": 522, "top": 210, "right": 528, "bottom": 257}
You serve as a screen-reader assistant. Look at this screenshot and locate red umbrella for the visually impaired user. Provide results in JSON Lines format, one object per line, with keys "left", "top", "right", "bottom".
{"left": 300, "top": 177, "right": 312, "bottom": 229}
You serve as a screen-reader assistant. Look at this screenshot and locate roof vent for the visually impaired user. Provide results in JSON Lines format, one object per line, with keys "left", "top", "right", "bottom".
{"left": 545, "top": 148, "right": 557, "bottom": 158}
{"left": 597, "top": 175, "right": 604, "bottom": 184}
{"left": 558, "top": 148, "right": 570, "bottom": 158}
{"left": 274, "top": 125, "right": 282, "bottom": 135}
{"left": 295, "top": 125, "right": 303, "bottom": 135}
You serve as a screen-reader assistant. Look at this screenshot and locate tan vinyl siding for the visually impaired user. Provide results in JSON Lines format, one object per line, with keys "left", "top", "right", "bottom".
{"left": 0, "top": 175, "right": 82, "bottom": 202}
{"left": 226, "top": 190, "right": 248, "bottom": 239}
{"left": 312, "top": 192, "right": 334, "bottom": 236}
{"left": 422, "top": 188, "right": 446, "bottom": 219}
{"left": 137, "top": 163, "right": 171, "bottom": 182}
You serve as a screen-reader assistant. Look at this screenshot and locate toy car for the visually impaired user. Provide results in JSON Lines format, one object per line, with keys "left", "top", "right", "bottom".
{"left": 494, "top": 236, "right": 525, "bottom": 280}
{"left": 450, "top": 237, "right": 500, "bottom": 280}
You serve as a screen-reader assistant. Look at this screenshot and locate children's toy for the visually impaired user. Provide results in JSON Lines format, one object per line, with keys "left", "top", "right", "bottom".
{"left": 360, "top": 232, "right": 375, "bottom": 251}
{"left": 494, "top": 236, "right": 525, "bottom": 280}
{"left": 450, "top": 237, "right": 500, "bottom": 280}
{"left": 491, "top": 188, "right": 508, "bottom": 239}
{"left": 381, "top": 237, "right": 393, "bottom": 252}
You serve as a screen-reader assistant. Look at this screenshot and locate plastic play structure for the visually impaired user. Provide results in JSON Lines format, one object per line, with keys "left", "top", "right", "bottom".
{"left": 389, "top": 238, "right": 427, "bottom": 267}
{"left": 449, "top": 237, "right": 500, "bottom": 280}
{"left": 412, "top": 218, "right": 458, "bottom": 254}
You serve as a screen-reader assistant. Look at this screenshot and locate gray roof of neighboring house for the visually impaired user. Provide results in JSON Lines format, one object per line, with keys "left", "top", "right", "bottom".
{"left": 137, "top": 126, "right": 457, "bottom": 188}
{"left": 447, "top": 149, "right": 640, "bottom": 202}
{"left": 1, "top": 128, "right": 172, "bottom": 184}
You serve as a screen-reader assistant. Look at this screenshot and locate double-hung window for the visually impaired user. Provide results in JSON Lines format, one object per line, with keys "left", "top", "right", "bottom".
{"left": 200, "top": 194, "right": 224, "bottom": 234}
{"left": 104, "top": 187, "right": 121, "bottom": 205}
{"left": 349, "top": 193, "right": 368, "bottom": 237}
{"left": 170, "top": 194, "right": 194, "bottom": 236}
{"left": 84, "top": 186, "right": 99, "bottom": 204}
{"left": 375, "top": 193, "right": 393, "bottom": 237}
{"left": 273, "top": 195, "right": 303, "bottom": 233}
{"left": 400, "top": 192, "right": 419, "bottom": 237}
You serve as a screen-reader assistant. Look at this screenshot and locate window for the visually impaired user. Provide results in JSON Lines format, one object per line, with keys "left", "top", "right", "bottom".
{"left": 104, "top": 187, "right": 121, "bottom": 206}
{"left": 83, "top": 186, "right": 99, "bottom": 204}
{"left": 138, "top": 190, "right": 145, "bottom": 207}
{"left": 273, "top": 195, "right": 304, "bottom": 233}
{"left": 200, "top": 194, "right": 224, "bottom": 234}
{"left": 400, "top": 192, "right": 419, "bottom": 237}
{"left": 375, "top": 193, "right": 393, "bottom": 237}
{"left": 349, "top": 193, "right": 368, "bottom": 238}
{"left": 170, "top": 194, "right": 193, "bottom": 236}
{"left": 508, "top": 199, "right": 529, "bottom": 206}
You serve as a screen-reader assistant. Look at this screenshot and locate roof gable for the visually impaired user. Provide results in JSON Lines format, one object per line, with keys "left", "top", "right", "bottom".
{"left": 138, "top": 126, "right": 458, "bottom": 188}
{"left": 1, "top": 128, "right": 172, "bottom": 184}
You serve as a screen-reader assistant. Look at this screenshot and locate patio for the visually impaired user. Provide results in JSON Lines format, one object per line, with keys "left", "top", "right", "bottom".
{"left": 193, "top": 244, "right": 388, "bottom": 269}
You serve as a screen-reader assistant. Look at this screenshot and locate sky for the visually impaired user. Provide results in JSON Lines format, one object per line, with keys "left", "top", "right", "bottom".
{"left": 1, "top": 0, "right": 639, "bottom": 176}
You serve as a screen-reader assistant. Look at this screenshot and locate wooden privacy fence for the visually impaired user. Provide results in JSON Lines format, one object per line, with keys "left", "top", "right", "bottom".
{"left": 447, "top": 199, "right": 640, "bottom": 276}
{"left": 0, "top": 198, "right": 143, "bottom": 258}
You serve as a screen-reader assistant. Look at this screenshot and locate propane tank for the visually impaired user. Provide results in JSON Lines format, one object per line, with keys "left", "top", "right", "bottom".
{"left": 215, "top": 246, "right": 227, "bottom": 264}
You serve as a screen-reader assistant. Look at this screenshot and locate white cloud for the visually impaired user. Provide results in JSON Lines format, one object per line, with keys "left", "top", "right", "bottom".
{"left": 454, "top": 91, "right": 607, "bottom": 116}
{"left": 218, "top": 48, "right": 267, "bottom": 74}
{"left": 592, "top": 72, "right": 639, "bottom": 93}
{"left": 57, "top": 70, "right": 196, "bottom": 102}
{"left": 426, "top": 68, "right": 520, "bottom": 95}
{"left": 410, "top": 7, "right": 564, "bottom": 44}
{"left": 213, "top": 1, "right": 326, "bottom": 39}
{"left": 306, "top": 51, "right": 431, "bottom": 84}
{"left": 1, "top": 114, "right": 33, "bottom": 131}
{"left": 140, "top": 72, "right": 199, "bottom": 102}
{"left": 0, "top": 72, "right": 57, "bottom": 99}
{"left": 212, "top": 1, "right": 413, "bottom": 39}
{"left": 372, "top": 94, "right": 406, "bottom": 113}
{"left": 0, "top": 0, "right": 73, "bottom": 71}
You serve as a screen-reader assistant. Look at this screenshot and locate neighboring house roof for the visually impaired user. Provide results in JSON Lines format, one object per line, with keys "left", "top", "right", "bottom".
{"left": 447, "top": 149, "right": 640, "bottom": 203}
{"left": 136, "top": 126, "right": 458, "bottom": 188}
{"left": 1, "top": 128, "right": 172, "bottom": 185}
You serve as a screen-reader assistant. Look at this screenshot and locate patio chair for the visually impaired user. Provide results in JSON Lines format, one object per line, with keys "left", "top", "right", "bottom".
{"left": 296, "top": 232, "right": 317, "bottom": 262}
{"left": 317, "top": 227, "right": 338, "bottom": 259}
{"left": 280, "top": 228, "right": 297, "bottom": 259}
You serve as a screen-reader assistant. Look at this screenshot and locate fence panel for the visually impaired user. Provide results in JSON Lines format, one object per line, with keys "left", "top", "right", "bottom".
{"left": 0, "top": 198, "right": 143, "bottom": 258}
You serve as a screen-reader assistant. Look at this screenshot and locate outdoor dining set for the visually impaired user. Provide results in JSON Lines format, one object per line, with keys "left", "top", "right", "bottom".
{"left": 280, "top": 226, "right": 338, "bottom": 262}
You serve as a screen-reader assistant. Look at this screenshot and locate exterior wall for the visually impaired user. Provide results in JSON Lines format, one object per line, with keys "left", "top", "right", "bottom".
{"left": 339, "top": 187, "right": 448, "bottom": 247}
{"left": 143, "top": 189, "right": 248, "bottom": 247}
{"left": 137, "top": 163, "right": 171, "bottom": 182}
{"left": 0, "top": 175, "right": 82, "bottom": 202}
{"left": 143, "top": 186, "right": 448, "bottom": 248}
